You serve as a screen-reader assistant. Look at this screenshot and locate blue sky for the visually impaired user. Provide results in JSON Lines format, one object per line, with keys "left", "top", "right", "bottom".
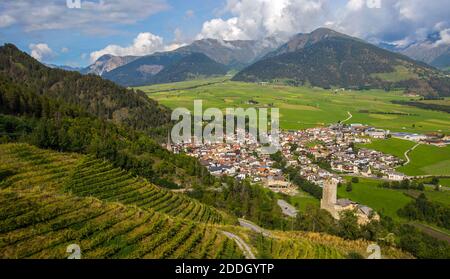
{"left": 1, "top": 0, "right": 449, "bottom": 67}
{"left": 0, "top": 0, "right": 228, "bottom": 66}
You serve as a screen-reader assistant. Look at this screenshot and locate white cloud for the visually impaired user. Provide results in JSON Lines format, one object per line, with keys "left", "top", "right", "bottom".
{"left": 29, "top": 43, "right": 54, "bottom": 61}
{"left": 90, "top": 30, "right": 189, "bottom": 62}
{"left": 0, "top": 14, "right": 15, "bottom": 28}
{"left": 336, "top": 0, "right": 450, "bottom": 45}
{"left": 0, "top": 0, "right": 169, "bottom": 32}
{"left": 197, "top": 0, "right": 329, "bottom": 41}
{"left": 164, "top": 43, "right": 186, "bottom": 52}
{"left": 90, "top": 32, "right": 166, "bottom": 62}
{"left": 61, "top": 47, "right": 70, "bottom": 53}
{"left": 197, "top": 18, "right": 249, "bottom": 41}
{"left": 435, "top": 29, "right": 450, "bottom": 47}
{"left": 196, "top": 0, "right": 450, "bottom": 47}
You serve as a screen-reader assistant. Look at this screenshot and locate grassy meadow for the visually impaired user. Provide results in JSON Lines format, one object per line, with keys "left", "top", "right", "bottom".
{"left": 357, "top": 138, "right": 417, "bottom": 160}
{"left": 279, "top": 191, "right": 320, "bottom": 212}
{"left": 397, "top": 145, "right": 450, "bottom": 176}
{"left": 357, "top": 138, "right": 450, "bottom": 176}
{"left": 138, "top": 79, "right": 450, "bottom": 134}
{"left": 337, "top": 177, "right": 413, "bottom": 221}
{"left": 439, "top": 178, "right": 450, "bottom": 187}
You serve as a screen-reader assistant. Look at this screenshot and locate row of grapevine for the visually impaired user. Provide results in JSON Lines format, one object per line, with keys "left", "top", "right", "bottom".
{"left": 65, "top": 157, "right": 232, "bottom": 224}
{"left": 0, "top": 144, "right": 244, "bottom": 259}
{"left": 253, "top": 234, "right": 344, "bottom": 259}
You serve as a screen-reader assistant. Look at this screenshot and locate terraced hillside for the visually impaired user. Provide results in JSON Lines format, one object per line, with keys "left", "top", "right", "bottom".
{"left": 64, "top": 157, "right": 231, "bottom": 224}
{"left": 0, "top": 144, "right": 242, "bottom": 259}
{"left": 0, "top": 144, "right": 232, "bottom": 225}
{"left": 0, "top": 144, "right": 412, "bottom": 259}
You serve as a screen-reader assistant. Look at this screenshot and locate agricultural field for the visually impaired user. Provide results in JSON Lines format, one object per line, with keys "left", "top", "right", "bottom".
{"left": 140, "top": 78, "right": 450, "bottom": 134}
{"left": 397, "top": 144, "right": 450, "bottom": 176}
{"left": 65, "top": 157, "right": 232, "bottom": 224}
{"left": 337, "top": 177, "right": 413, "bottom": 221}
{"left": 439, "top": 178, "right": 450, "bottom": 187}
{"left": 135, "top": 77, "right": 229, "bottom": 93}
{"left": 357, "top": 138, "right": 450, "bottom": 176}
{"left": 265, "top": 231, "right": 412, "bottom": 259}
{"left": 357, "top": 138, "right": 417, "bottom": 160}
{"left": 0, "top": 143, "right": 412, "bottom": 259}
{"left": 419, "top": 98, "right": 450, "bottom": 106}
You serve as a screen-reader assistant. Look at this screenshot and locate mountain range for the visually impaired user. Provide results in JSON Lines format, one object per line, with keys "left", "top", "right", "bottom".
{"left": 233, "top": 28, "right": 449, "bottom": 97}
{"left": 81, "top": 54, "right": 139, "bottom": 76}
{"left": 48, "top": 28, "right": 450, "bottom": 96}
{"left": 401, "top": 42, "right": 450, "bottom": 71}
{"left": 102, "top": 51, "right": 228, "bottom": 87}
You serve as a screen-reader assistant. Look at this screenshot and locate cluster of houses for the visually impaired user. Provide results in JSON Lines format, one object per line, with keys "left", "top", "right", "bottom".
{"left": 331, "top": 147, "right": 405, "bottom": 181}
{"left": 168, "top": 132, "right": 298, "bottom": 195}
{"left": 167, "top": 123, "right": 437, "bottom": 196}
{"left": 277, "top": 125, "right": 406, "bottom": 185}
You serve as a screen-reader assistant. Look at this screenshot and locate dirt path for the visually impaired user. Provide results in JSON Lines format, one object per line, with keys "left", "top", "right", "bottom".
{"left": 342, "top": 111, "right": 353, "bottom": 123}
{"left": 403, "top": 143, "right": 420, "bottom": 166}
{"left": 238, "top": 218, "right": 272, "bottom": 237}
{"left": 221, "top": 231, "right": 256, "bottom": 259}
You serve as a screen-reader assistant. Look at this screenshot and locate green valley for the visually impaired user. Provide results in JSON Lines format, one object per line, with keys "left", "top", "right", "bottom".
{"left": 140, "top": 79, "right": 450, "bottom": 134}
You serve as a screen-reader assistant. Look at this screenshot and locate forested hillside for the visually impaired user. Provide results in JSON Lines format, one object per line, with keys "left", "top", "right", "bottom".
{"left": 0, "top": 44, "right": 170, "bottom": 130}
{"left": 103, "top": 51, "right": 227, "bottom": 87}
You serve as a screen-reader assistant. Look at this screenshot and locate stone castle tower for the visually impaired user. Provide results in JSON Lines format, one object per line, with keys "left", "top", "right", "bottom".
{"left": 321, "top": 178, "right": 339, "bottom": 219}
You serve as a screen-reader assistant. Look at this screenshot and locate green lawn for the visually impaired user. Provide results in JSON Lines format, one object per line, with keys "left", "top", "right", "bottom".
{"left": 397, "top": 145, "right": 450, "bottom": 176}
{"left": 424, "top": 190, "right": 450, "bottom": 207}
{"left": 439, "top": 178, "right": 450, "bottom": 187}
{"left": 357, "top": 138, "right": 416, "bottom": 160}
{"left": 283, "top": 191, "right": 320, "bottom": 212}
{"left": 140, "top": 78, "right": 450, "bottom": 134}
{"left": 337, "top": 177, "right": 413, "bottom": 221}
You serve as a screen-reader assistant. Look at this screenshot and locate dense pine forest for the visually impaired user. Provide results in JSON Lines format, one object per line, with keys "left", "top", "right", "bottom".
{"left": 0, "top": 44, "right": 171, "bottom": 130}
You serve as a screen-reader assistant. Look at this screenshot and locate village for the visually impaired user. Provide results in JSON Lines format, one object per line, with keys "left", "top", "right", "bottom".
{"left": 167, "top": 122, "right": 449, "bottom": 197}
